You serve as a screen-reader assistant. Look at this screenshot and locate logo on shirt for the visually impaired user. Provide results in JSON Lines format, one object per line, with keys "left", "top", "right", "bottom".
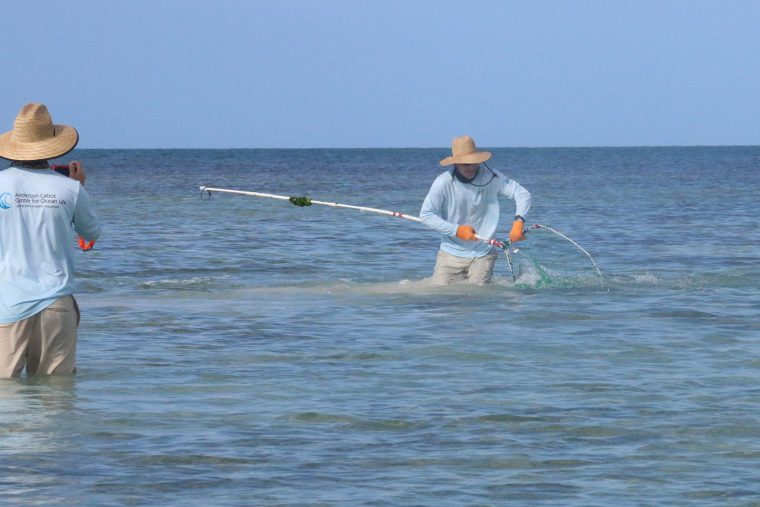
{"left": 0, "top": 192, "right": 13, "bottom": 210}
{"left": 1, "top": 192, "right": 63, "bottom": 209}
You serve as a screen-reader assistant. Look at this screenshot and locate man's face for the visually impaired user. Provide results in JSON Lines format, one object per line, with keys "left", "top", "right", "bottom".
{"left": 455, "top": 163, "right": 479, "bottom": 179}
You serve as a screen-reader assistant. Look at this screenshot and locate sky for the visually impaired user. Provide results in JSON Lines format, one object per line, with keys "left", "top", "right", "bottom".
{"left": 2, "top": 0, "right": 759, "bottom": 148}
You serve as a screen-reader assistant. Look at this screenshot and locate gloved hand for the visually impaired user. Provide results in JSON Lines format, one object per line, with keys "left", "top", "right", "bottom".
{"left": 456, "top": 225, "right": 477, "bottom": 241}
{"left": 508, "top": 219, "right": 526, "bottom": 243}
{"left": 78, "top": 236, "right": 96, "bottom": 251}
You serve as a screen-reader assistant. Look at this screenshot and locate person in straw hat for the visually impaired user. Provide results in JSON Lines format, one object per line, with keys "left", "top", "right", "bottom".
{"left": 0, "top": 103, "right": 101, "bottom": 378}
{"left": 420, "top": 135, "right": 531, "bottom": 285}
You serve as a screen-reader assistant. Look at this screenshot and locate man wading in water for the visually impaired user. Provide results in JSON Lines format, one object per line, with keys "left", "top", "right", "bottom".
{"left": 420, "top": 135, "right": 531, "bottom": 285}
{"left": 0, "top": 103, "right": 101, "bottom": 378}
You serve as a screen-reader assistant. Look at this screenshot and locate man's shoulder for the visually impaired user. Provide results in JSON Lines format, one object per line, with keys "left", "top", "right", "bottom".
{"left": 433, "top": 170, "right": 453, "bottom": 183}
{"left": 0, "top": 166, "right": 20, "bottom": 184}
{"left": 490, "top": 167, "right": 508, "bottom": 178}
{"left": 0, "top": 167, "right": 81, "bottom": 192}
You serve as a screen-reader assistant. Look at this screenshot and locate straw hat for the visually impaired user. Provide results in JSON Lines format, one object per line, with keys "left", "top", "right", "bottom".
{"left": 439, "top": 135, "right": 491, "bottom": 166}
{"left": 0, "top": 103, "right": 78, "bottom": 161}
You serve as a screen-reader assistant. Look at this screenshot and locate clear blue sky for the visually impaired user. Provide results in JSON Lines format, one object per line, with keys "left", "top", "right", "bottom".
{"left": 3, "top": 0, "right": 758, "bottom": 148}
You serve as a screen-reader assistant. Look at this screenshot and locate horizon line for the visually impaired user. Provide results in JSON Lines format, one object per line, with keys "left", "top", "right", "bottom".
{"left": 71, "top": 144, "right": 760, "bottom": 150}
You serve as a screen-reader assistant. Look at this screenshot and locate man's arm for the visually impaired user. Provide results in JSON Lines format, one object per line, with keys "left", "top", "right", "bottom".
{"left": 73, "top": 186, "right": 101, "bottom": 242}
{"left": 419, "top": 177, "right": 457, "bottom": 236}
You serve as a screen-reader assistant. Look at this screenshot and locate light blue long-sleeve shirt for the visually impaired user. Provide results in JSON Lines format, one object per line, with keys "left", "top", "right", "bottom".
{"left": 0, "top": 166, "right": 101, "bottom": 323}
{"left": 420, "top": 167, "right": 531, "bottom": 257}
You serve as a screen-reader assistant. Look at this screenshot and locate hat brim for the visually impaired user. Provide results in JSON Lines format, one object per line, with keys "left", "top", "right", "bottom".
{"left": 439, "top": 150, "right": 491, "bottom": 166}
{"left": 0, "top": 125, "right": 79, "bottom": 161}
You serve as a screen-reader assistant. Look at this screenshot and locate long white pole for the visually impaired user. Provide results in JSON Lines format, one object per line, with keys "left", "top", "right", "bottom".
{"left": 199, "top": 186, "right": 506, "bottom": 247}
{"left": 200, "top": 186, "right": 422, "bottom": 222}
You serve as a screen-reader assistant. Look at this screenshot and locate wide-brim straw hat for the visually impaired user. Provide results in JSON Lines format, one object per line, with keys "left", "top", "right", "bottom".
{"left": 0, "top": 103, "right": 78, "bottom": 161}
{"left": 439, "top": 135, "right": 491, "bottom": 166}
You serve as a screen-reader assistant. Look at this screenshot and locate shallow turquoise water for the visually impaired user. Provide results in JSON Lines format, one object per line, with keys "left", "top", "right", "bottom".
{"left": 1, "top": 147, "right": 759, "bottom": 505}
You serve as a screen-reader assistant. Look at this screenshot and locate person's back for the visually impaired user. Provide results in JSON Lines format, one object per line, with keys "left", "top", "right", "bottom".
{"left": 0, "top": 166, "right": 99, "bottom": 321}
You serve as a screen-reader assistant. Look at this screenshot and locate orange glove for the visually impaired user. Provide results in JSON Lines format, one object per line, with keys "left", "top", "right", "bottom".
{"left": 456, "top": 225, "right": 477, "bottom": 241}
{"left": 78, "top": 236, "right": 96, "bottom": 251}
{"left": 508, "top": 219, "right": 525, "bottom": 243}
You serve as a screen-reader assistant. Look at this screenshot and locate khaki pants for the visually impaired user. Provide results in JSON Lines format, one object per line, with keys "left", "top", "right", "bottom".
{"left": 0, "top": 296, "right": 79, "bottom": 378}
{"left": 430, "top": 250, "right": 498, "bottom": 286}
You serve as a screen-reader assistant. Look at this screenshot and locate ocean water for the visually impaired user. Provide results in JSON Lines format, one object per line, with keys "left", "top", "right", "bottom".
{"left": 1, "top": 146, "right": 759, "bottom": 506}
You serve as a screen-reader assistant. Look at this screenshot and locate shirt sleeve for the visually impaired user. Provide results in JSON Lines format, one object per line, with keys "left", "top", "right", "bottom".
{"left": 420, "top": 176, "right": 458, "bottom": 237}
{"left": 499, "top": 176, "right": 532, "bottom": 218}
{"left": 73, "top": 186, "right": 102, "bottom": 241}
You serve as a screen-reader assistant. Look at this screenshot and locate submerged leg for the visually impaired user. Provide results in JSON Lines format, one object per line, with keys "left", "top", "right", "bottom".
{"left": 466, "top": 252, "right": 498, "bottom": 285}
{"left": 430, "top": 250, "right": 470, "bottom": 286}
{"left": 27, "top": 296, "right": 79, "bottom": 376}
